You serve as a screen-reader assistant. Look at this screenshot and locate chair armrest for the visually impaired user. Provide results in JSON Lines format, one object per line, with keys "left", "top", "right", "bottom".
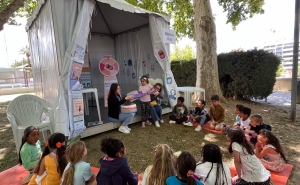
{"left": 7, "top": 113, "right": 17, "bottom": 127}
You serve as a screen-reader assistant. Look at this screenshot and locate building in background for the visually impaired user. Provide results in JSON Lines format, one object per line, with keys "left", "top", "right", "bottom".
{"left": 263, "top": 41, "right": 298, "bottom": 70}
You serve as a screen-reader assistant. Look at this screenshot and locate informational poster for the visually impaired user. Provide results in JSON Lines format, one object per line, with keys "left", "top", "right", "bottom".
{"left": 165, "top": 70, "right": 177, "bottom": 108}
{"left": 71, "top": 62, "right": 83, "bottom": 80}
{"left": 104, "top": 76, "right": 118, "bottom": 107}
{"left": 67, "top": 0, "right": 95, "bottom": 139}
{"left": 99, "top": 55, "right": 119, "bottom": 107}
{"left": 80, "top": 72, "right": 91, "bottom": 88}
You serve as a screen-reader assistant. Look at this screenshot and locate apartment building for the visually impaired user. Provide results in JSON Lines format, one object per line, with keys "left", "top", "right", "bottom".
{"left": 263, "top": 42, "right": 298, "bottom": 70}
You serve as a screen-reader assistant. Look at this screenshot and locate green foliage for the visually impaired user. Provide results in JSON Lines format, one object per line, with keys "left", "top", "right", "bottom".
{"left": 171, "top": 59, "right": 196, "bottom": 86}
{"left": 217, "top": 50, "right": 280, "bottom": 99}
{"left": 171, "top": 50, "right": 280, "bottom": 99}
{"left": 276, "top": 64, "right": 286, "bottom": 77}
{"left": 217, "top": 0, "right": 265, "bottom": 29}
{"left": 125, "top": 0, "right": 194, "bottom": 39}
{"left": 170, "top": 45, "right": 196, "bottom": 61}
{"left": 298, "top": 65, "right": 300, "bottom": 77}
{"left": 0, "top": 0, "right": 37, "bottom": 26}
{"left": 11, "top": 58, "right": 27, "bottom": 68}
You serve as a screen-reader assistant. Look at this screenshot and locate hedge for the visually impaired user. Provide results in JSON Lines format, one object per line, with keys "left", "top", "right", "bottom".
{"left": 171, "top": 50, "right": 280, "bottom": 99}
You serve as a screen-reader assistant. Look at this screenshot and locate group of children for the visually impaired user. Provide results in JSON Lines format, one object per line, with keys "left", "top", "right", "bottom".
{"left": 169, "top": 94, "right": 225, "bottom": 132}
{"left": 19, "top": 123, "right": 287, "bottom": 185}
{"left": 166, "top": 94, "right": 288, "bottom": 184}
{"left": 19, "top": 126, "right": 96, "bottom": 185}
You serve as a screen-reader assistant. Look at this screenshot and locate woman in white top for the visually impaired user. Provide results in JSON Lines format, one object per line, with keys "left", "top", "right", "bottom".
{"left": 195, "top": 143, "right": 231, "bottom": 185}
{"left": 142, "top": 144, "right": 176, "bottom": 185}
{"left": 227, "top": 127, "right": 270, "bottom": 185}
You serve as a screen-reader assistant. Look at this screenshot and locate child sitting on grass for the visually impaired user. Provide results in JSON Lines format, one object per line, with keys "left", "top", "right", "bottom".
{"left": 209, "top": 95, "right": 225, "bottom": 131}
{"left": 245, "top": 114, "right": 272, "bottom": 144}
{"left": 226, "top": 127, "right": 270, "bottom": 185}
{"left": 255, "top": 129, "right": 287, "bottom": 172}
{"left": 96, "top": 137, "right": 138, "bottom": 185}
{"left": 183, "top": 100, "right": 209, "bottom": 132}
{"left": 236, "top": 107, "right": 251, "bottom": 130}
{"left": 166, "top": 151, "right": 203, "bottom": 185}
{"left": 169, "top": 97, "right": 188, "bottom": 124}
{"left": 233, "top": 104, "right": 244, "bottom": 126}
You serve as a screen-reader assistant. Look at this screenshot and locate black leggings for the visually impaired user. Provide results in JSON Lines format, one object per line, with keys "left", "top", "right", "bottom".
{"left": 235, "top": 178, "right": 270, "bottom": 185}
{"left": 141, "top": 101, "right": 150, "bottom": 122}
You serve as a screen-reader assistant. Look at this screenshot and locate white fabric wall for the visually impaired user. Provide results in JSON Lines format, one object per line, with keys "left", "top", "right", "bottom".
{"left": 88, "top": 35, "right": 115, "bottom": 98}
{"left": 115, "top": 27, "right": 164, "bottom": 94}
{"left": 28, "top": 0, "right": 60, "bottom": 109}
{"left": 88, "top": 27, "right": 165, "bottom": 97}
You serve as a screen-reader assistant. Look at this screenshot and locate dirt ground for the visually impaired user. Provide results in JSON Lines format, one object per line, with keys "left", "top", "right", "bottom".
{"left": 0, "top": 98, "right": 299, "bottom": 184}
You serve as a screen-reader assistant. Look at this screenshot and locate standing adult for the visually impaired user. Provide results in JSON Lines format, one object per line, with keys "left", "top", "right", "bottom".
{"left": 108, "top": 83, "right": 134, "bottom": 134}
{"left": 149, "top": 83, "right": 164, "bottom": 127}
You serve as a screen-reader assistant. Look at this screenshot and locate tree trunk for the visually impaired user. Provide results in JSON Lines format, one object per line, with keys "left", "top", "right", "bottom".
{"left": 193, "top": 0, "right": 224, "bottom": 101}
{"left": 0, "top": 0, "right": 25, "bottom": 31}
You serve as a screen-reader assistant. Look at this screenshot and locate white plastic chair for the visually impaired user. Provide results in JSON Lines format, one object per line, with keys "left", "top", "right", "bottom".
{"left": 6, "top": 94, "right": 54, "bottom": 154}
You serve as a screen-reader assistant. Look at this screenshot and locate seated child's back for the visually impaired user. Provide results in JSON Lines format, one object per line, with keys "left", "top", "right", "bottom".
{"left": 96, "top": 137, "right": 138, "bottom": 185}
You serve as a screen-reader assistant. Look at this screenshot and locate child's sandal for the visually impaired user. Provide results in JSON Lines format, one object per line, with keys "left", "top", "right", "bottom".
{"left": 142, "top": 122, "right": 146, "bottom": 128}
{"left": 146, "top": 120, "right": 152, "bottom": 125}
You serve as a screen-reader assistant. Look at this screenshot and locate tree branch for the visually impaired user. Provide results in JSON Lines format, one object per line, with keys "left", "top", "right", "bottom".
{"left": 0, "top": 0, "right": 26, "bottom": 31}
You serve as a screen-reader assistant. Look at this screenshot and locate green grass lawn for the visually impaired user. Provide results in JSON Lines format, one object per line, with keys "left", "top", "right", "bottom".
{"left": 0, "top": 99, "right": 299, "bottom": 184}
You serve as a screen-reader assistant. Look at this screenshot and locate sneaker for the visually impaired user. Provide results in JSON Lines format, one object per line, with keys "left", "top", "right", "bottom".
{"left": 125, "top": 126, "right": 131, "bottom": 131}
{"left": 183, "top": 122, "right": 193, "bottom": 127}
{"left": 159, "top": 120, "right": 164, "bottom": 123}
{"left": 195, "top": 125, "right": 202, "bottom": 132}
{"left": 169, "top": 120, "right": 176, "bottom": 124}
{"left": 142, "top": 122, "right": 146, "bottom": 128}
{"left": 155, "top": 121, "right": 160, "bottom": 127}
{"left": 21, "top": 172, "right": 33, "bottom": 184}
{"left": 146, "top": 120, "right": 152, "bottom": 125}
{"left": 119, "top": 126, "right": 130, "bottom": 134}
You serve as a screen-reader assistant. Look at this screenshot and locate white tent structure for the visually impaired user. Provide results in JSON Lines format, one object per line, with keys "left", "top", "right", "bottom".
{"left": 26, "top": 0, "right": 179, "bottom": 138}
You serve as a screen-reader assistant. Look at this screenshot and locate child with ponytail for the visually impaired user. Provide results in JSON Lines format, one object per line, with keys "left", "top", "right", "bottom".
{"left": 28, "top": 133, "right": 67, "bottom": 185}
{"left": 61, "top": 141, "right": 96, "bottom": 185}
{"left": 166, "top": 151, "right": 203, "bottom": 185}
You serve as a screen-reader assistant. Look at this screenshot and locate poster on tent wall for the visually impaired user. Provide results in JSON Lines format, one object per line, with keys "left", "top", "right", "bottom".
{"left": 99, "top": 55, "right": 119, "bottom": 107}
{"left": 69, "top": 44, "right": 86, "bottom": 139}
{"left": 163, "top": 28, "right": 176, "bottom": 44}
{"left": 165, "top": 70, "right": 178, "bottom": 107}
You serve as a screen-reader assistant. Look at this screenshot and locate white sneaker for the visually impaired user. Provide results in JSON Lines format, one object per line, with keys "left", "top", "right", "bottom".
{"left": 183, "top": 122, "right": 193, "bottom": 127}
{"left": 155, "top": 121, "right": 160, "bottom": 127}
{"left": 195, "top": 125, "right": 202, "bottom": 131}
{"left": 125, "top": 126, "right": 131, "bottom": 131}
{"left": 169, "top": 120, "right": 176, "bottom": 124}
{"left": 118, "top": 126, "right": 130, "bottom": 134}
{"left": 159, "top": 120, "right": 164, "bottom": 123}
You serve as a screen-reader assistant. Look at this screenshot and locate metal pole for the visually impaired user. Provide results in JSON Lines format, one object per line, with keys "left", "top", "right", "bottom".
{"left": 290, "top": 0, "right": 300, "bottom": 122}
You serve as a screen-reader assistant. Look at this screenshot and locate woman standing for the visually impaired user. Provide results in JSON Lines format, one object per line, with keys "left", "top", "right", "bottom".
{"left": 108, "top": 83, "right": 134, "bottom": 134}
{"left": 149, "top": 83, "right": 164, "bottom": 127}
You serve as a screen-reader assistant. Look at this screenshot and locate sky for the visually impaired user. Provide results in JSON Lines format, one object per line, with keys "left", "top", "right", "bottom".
{"left": 0, "top": 0, "right": 295, "bottom": 68}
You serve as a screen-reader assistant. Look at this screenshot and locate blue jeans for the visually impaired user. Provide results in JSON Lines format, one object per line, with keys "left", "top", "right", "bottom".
{"left": 150, "top": 105, "right": 162, "bottom": 122}
{"left": 188, "top": 113, "right": 207, "bottom": 126}
{"left": 109, "top": 112, "right": 135, "bottom": 126}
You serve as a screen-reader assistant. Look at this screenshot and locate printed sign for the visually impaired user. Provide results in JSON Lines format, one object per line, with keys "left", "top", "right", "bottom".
{"left": 80, "top": 72, "right": 91, "bottom": 88}
{"left": 163, "top": 28, "right": 176, "bottom": 44}
{"left": 71, "top": 62, "right": 83, "bottom": 80}
{"left": 168, "top": 89, "right": 177, "bottom": 100}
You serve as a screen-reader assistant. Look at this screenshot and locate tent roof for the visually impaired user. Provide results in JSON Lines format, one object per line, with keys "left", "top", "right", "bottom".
{"left": 26, "top": 0, "right": 170, "bottom": 31}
